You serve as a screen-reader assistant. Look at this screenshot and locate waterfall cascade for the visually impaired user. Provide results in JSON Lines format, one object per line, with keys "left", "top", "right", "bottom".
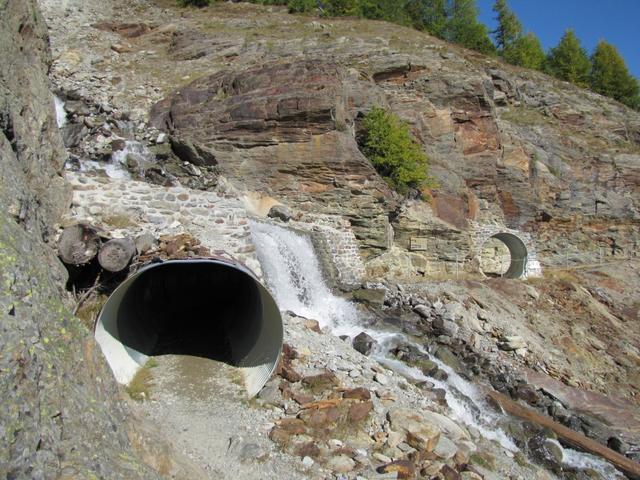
{"left": 252, "top": 221, "right": 361, "bottom": 338}
{"left": 77, "top": 140, "right": 154, "bottom": 180}
{"left": 54, "top": 95, "right": 66, "bottom": 128}
{"left": 250, "top": 221, "right": 622, "bottom": 479}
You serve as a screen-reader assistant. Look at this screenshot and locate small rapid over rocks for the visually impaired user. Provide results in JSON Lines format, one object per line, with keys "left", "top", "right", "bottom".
{"left": 251, "top": 220, "right": 624, "bottom": 479}
{"left": 252, "top": 221, "right": 517, "bottom": 448}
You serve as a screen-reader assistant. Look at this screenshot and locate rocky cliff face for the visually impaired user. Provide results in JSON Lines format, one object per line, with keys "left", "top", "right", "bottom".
{"left": 150, "top": 59, "right": 396, "bottom": 252}
{"left": 0, "top": 1, "right": 170, "bottom": 478}
{"left": 7, "top": 0, "right": 640, "bottom": 477}
{"left": 142, "top": 9, "right": 639, "bottom": 273}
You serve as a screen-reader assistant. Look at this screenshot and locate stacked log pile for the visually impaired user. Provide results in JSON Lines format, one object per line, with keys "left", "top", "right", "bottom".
{"left": 57, "top": 224, "right": 216, "bottom": 289}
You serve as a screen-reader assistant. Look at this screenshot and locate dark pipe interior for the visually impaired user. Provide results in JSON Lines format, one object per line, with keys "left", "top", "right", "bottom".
{"left": 114, "top": 262, "right": 263, "bottom": 365}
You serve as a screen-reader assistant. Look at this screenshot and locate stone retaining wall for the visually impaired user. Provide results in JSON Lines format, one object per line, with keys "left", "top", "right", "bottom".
{"left": 292, "top": 214, "right": 365, "bottom": 289}
{"left": 65, "top": 172, "right": 262, "bottom": 277}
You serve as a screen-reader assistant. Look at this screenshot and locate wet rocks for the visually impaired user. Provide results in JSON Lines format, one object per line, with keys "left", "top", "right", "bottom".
{"left": 432, "top": 317, "right": 460, "bottom": 338}
{"left": 267, "top": 205, "right": 292, "bottom": 222}
{"left": 419, "top": 411, "right": 470, "bottom": 442}
{"left": 352, "top": 288, "right": 387, "bottom": 307}
{"left": 62, "top": 122, "right": 88, "bottom": 148}
{"left": 413, "top": 304, "right": 431, "bottom": 319}
{"left": 527, "top": 435, "right": 564, "bottom": 471}
{"left": 353, "top": 332, "right": 378, "bottom": 356}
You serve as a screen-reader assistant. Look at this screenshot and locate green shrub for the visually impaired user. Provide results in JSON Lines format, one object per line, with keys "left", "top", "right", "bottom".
{"left": 361, "top": 107, "right": 432, "bottom": 194}
{"left": 178, "top": 0, "right": 211, "bottom": 7}
{"left": 288, "top": 0, "right": 317, "bottom": 13}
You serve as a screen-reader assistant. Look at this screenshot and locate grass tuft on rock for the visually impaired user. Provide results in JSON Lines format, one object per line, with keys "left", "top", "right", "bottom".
{"left": 75, "top": 293, "right": 108, "bottom": 330}
{"left": 126, "top": 358, "right": 158, "bottom": 402}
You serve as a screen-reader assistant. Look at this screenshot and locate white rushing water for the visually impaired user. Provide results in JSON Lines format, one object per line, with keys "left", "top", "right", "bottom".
{"left": 251, "top": 221, "right": 361, "bottom": 338}
{"left": 54, "top": 95, "right": 67, "bottom": 128}
{"left": 562, "top": 448, "right": 624, "bottom": 479}
{"left": 369, "top": 332, "right": 517, "bottom": 452}
{"left": 251, "top": 221, "right": 515, "bottom": 445}
{"left": 79, "top": 140, "right": 157, "bottom": 180}
{"left": 251, "top": 220, "right": 622, "bottom": 479}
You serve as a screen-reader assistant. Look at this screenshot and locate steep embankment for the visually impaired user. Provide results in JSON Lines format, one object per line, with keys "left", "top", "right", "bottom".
{"left": 140, "top": 1, "right": 640, "bottom": 412}
{"left": 8, "top": 0, "right": 639, "bottom": 477}
{"left": 43, "top": 0, "right": 640, "bottom": 271}
{"left": 0, "top": 1, "right": 195, "bottom": 478}
{"left": 143, "top": 3, "right": 640, "bottom": 271}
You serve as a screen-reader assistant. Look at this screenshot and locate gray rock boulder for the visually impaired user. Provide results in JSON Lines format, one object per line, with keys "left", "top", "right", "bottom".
{"left": 352, "top": 332, "right": 377, "bottom": 356}
{"left": 268, "top": 205, "right": 292, "bottom": 222}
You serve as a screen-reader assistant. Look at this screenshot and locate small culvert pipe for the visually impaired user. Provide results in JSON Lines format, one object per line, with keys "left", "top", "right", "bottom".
{"left": 95, "top": 259, "right": 283, "bottom": 397}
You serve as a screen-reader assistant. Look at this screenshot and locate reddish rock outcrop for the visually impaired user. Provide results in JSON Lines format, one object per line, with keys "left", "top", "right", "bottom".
{"left": 149, "top": 17, "right": 640, "bottom": 269}
{"left": 151, "top": 60, "right": 396, "bottom": 252}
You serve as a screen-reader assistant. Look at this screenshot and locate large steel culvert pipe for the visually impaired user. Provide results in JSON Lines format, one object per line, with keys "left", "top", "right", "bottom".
{"left": 95, "top": 259, "right": 283, "bottom": 397}
{"left": 490, "top": 233, "right": 528, "bottom": 279}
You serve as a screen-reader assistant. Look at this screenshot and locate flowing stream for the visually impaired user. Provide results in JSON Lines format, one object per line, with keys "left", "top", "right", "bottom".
{"left": 250, "top": 221, "right": 622, "bottom": 479}
{"left": 80, "top": 140, "right": 155, "bottom": 180}
{"left": 54, "top": 95, "right": 67, "bottom": 128}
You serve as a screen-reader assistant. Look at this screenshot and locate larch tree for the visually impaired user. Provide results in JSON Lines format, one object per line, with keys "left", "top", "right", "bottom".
{"left": 503, "top": 32, "right": 546, "bottom": 71}
{"left": 590, "top": 40, "right": 640, "bottom": 110}
{"left": 405, "top": 0, "right": 448, "bottom": 38}
{"left": 491, "top": 0, "right": 522, "bottom": 51}
{"left": 546, "top": 29, "right": 591, "bottom": 87}
{"left": 446, "top": 0, "right": 495, "bottom": 55}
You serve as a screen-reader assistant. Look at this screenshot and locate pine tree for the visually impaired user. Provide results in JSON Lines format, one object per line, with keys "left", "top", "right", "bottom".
{"left": 322, "top": 0, "right": 359, "bottom": 16}
{"left": 446, "top": 0, "right": 495, "bottom": 55}
{"left": 287, "top": 0, "right": 317, "bottom": 13}
{"left": 362, "top": 107, "right": 430, "bottom": 193}
{"left": 361, "top": 0, "right": 410, "bottom": 24}
{"left": 405, "top": 0, "right": 448, "bottom": 38}
{"left": 491, "top": 0, "right": 521, "bottom": 51}
{"left": 546, "top": 29, "right": 590, "bottom": 87}
{"left": 590, "top": 40, "right": 640, "bottom": 110}
{"left": 503, "top": 32, "right": 546, "bottom": 70}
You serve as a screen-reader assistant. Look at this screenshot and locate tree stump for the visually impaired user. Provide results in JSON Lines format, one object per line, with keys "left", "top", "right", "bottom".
{"left": 58, "top": 224, "right": 101, "bottom": 265}
{"left": 98, "top": 238, "right": 136, "bottom": 272}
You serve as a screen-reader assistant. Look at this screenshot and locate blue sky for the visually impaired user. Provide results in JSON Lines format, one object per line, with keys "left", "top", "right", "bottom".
{"left": 476, "top": 0, "right": 640, "bottom": 79}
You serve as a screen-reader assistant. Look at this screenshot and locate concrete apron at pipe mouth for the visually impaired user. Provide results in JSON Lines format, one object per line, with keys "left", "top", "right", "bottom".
{"left": 95, "top": 258, "right": 283, "bottom": 397}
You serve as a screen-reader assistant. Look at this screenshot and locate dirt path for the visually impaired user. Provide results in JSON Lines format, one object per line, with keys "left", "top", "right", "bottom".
{"left": 140, "top": 354, "right": 306, "bottom": 480}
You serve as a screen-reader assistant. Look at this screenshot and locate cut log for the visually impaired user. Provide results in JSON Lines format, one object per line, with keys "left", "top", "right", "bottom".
{"left": 98, "top": 238, "right": 136, "bottom": 272}
{"left": 58, "top": 224, "right": 101, "bottom": 265}
{"left": 486, "top": 389, "right": 640, "bottom": 479}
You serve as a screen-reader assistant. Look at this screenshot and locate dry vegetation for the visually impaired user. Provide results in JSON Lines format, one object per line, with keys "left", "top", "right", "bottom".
{"left": 126, "top": 358, "right": 158, "bottom": 402}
